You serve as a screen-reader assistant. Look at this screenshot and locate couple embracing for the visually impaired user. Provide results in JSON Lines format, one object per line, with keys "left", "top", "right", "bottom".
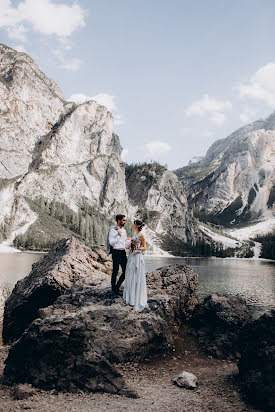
{"left": 106, "top": 214, "right": 149, "bottom": 312}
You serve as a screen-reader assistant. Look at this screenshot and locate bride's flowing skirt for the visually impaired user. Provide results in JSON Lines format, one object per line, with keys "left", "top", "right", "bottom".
{"left": 123, "top": 252, "right": 149, "bottom": 312}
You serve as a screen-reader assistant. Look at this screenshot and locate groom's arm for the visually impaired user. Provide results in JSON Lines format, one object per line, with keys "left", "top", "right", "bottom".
{"left": 109, "top": 227, "right": 120, "bottom": 248}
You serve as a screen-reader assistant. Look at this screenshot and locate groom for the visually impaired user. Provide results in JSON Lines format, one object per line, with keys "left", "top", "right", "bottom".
{"left": 106, "top": 214, "right": 127, "bottom": 295}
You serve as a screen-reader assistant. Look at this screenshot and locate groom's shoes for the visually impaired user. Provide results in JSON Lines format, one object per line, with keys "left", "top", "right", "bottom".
{"left": 112, "top": 285, "right": 122, "bottom": 296}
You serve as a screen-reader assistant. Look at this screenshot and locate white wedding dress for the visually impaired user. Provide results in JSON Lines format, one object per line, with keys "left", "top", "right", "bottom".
{"left": 123, "top": 233, "right": 149, "bottom": 312}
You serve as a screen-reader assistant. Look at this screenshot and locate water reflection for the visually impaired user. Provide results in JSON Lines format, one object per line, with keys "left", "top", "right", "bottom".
{"left": 0, "top": 252, "right": 43, "bottom": 343}
{"left": 145, "top": 256, "right": 275, "bottom": 317}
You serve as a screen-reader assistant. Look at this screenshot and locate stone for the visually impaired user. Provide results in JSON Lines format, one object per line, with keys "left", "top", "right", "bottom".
{"left": 11, "top": 384, "right": 36, "bottom": 400}
{"left": 125, "top": 163, "right": 201, "bottom": 247}
{"left": 3, "top": 238, "right": 199, "bottom": 397}
{"left": 189, "top": 294, "right": 252, "bottom": 359}
{"left": 2, "top": 237, "right": 112, "bottom": 344}
{"left": 238, "top": 310, "right": 275, "bottom": 412}
{"left": 173, "top": 371, "right": 197, "bottom": 389}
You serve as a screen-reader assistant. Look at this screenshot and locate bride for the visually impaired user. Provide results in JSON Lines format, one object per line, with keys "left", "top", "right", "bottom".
{"left": 123, "top": 219, "right": 149, "bottom": 312}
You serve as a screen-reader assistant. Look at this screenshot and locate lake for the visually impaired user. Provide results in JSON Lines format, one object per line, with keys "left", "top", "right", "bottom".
{"left": 0, "top": 252, "right": 274, "bottom": 343}
{"left": 146, "top": 256, "right": 275, "bottom": 317}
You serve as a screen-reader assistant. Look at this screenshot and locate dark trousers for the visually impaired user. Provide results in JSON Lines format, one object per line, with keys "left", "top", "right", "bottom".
{"left": 111, "top": 249, "right": 127, "bottom": 290}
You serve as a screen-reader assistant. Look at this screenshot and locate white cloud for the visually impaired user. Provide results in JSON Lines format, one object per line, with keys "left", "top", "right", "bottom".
{"left": 0, "top": 0, "right": 85, "bottom": 41}
{"left": 185, "top": 94, "right": 232, "bottom": 125}
{"left": 239, "top": 107, "right": 260, "bottom": 124}
{"left": 90, "top": 93, "right": 117, "bottom": 112}
{"left": 68, "top": 92, "right": 124, "bottom": 125}
{"left": 12, "top": 43, "right": 27, "bottom": 53}
{"left": 69, "top": 93, "right": 93, "bottom": 104}
{"left": 236, "top": 63, "right": 275, "bottom": 107}
{"left": 121, "top": 148, "right": 128, "bottom": 161}
{"left": 144, "top": 141, "right": 171, "bottom": 157}
{"left": 53, "top": 49, "right": 83, "bottom": 72}
{"left": 113, "top": 113, "right": 124, "bottom": 126}
{"left": 61, "top": 58, "right": 82, "bottom": 72}
{"left": 7, "top": 23, "right": 27, "bottom": 41}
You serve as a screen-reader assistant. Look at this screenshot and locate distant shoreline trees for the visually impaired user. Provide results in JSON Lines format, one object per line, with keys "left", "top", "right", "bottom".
{"left": 255, "top": 230, "right": 275, "bottom": 260}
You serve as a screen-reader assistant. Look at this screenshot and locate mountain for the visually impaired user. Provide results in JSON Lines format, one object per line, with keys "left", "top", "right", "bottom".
{"left": 0, "top": 44, "right": 201, "bottom": 254}
{"left": 125, "top": 162, "right": 201, "bottom": 246}
{"left": 175, "top": 114, "right": 275, "bottom": 227}
{"left": 0, "top": 43, "right": 132, "bottom": 250}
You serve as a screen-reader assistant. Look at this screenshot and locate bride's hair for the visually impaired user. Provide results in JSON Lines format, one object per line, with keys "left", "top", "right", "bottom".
{"left": 134, "top": 219, "right": 145, "bottom": 231}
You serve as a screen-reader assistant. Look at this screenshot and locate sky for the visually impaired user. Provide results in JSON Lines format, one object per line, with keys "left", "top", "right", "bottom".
{"left": 1, "top": 0, "right": 275, "bottom": 169}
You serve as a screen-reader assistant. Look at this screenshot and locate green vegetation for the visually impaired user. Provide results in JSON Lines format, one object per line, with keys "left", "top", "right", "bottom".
{"left": 267, "top": 185, "right": 275, "bottom": 209}
{"left": 247, "top": 187, "right": 257, "bottom": 206}
{"left": 255, "top": 230, "right": 275, "bottom": 260}
{"left": 161, "top": 234, "right": 235, "bottom": 257}
{"left": 0, "top": 216, "right": 13, "bottom": 243}
{"left": 125, "top": 161, "right": 167, "bottom": 179}
{"left": 13, "top": 196, "right": 114, "bottom": 251}
{"left": 173, "top": 162, "right": 217, "bottom": 182}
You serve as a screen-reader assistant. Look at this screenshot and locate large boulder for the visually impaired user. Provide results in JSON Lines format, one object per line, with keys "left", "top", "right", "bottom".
{"left": 238, "top": 310, "right": 275, "bottom": 411}
{"left": 2, "top": 237, "right": 112, "bottom": 344}
{"left": 189, "top": 294, "right": 252, "bottom": 359}
{"left": 2, "top": 238, "right": 198, "bottom": 397}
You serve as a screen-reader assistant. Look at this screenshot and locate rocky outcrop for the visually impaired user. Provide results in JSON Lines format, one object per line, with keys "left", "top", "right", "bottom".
{"left": 189, "top": 294, "right": 252, "bottom": 359}
{"left": 175, "top": 113, "right": 275, "bottom": 226}
{"left": 0, "top": 43, "right": 131, "bottom": 251}
{"left": 125, "top": 162, "right": 202, "bottom": 246}
{"left": 238, "top": 310, "right": 275, "bottom": 411}
{"left": 2, "top": 237, "right": 112, "bottom": 344}
{"left": 3, "top": 237, "right": 198, "bottom": 396}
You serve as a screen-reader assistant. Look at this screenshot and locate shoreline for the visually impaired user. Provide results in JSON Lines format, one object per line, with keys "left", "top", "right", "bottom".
{"left": 0, "top": 248, "right": 274, "bottom": 262}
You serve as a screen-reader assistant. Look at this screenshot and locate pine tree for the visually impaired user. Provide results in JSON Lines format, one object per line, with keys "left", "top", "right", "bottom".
{"left": 79, "top": 216, "right": 86, "bottom": 237}
{"left": 40, "top": 197, "right": 45, "bottom": 211}
{"left": 50, "top": 199, "right": 56, "bottom": 217}
{"left": 74, "top": 213, "right": 80, "bottom": 233}
{"left": 45, "top": 199, "right": 50, "bottom": 214}
{"left": 85, "top": 214, "right": 91, "bottom": 243}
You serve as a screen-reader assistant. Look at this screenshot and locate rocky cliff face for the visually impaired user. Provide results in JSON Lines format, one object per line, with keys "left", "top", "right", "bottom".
{"left": 0, "top": 44, "right": 132, "bottom": 250}
{"left": 175, "top": 114, "right": 275, "bottom": 227}
{"left": 0, "top": 44, "right": 201, "bottom": 253}
{"left": 125, "top": 163, "right": 201, "bottom": 245}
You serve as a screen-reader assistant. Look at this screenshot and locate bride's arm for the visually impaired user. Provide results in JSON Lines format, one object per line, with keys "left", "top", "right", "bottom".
{"left": 137, "top": 234, "right": 146, "bottom": 251}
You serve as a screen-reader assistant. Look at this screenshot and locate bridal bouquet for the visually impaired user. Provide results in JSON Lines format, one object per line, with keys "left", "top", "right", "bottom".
{"left": 131, "top": 237, "right": 140, "bottom": 250}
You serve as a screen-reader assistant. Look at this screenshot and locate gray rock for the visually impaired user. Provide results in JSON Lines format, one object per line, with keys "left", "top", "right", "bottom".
{"left": 125, "top": 163, "right": 201, "bottom": 246}
{"left": 11, "top": 383, "right": 36, "bottom": 400}
{"left": 0, "top": 43, "right": 132, "bottom": 252}
{"left": 2, "top": 237, "right": 112, "bottom": 344}
{"left": 3, "top": 238, "right": 199, "bottom": 397}
{"left": 173, "top": 371, "right": 198, "bottom": 389}
{"left": 174, "top": 112, "right": 275, "bottom": 226}
{"left": 189, "top": 294, "right": 252, "bottom": 359}
{"left": 238, "top": 310, "right": 275, "bottom": 412}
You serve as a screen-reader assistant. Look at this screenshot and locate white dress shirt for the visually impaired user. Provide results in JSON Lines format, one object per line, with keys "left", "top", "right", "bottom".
{"left": 108, "top": 226, "right": 127, "bottom": 250}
